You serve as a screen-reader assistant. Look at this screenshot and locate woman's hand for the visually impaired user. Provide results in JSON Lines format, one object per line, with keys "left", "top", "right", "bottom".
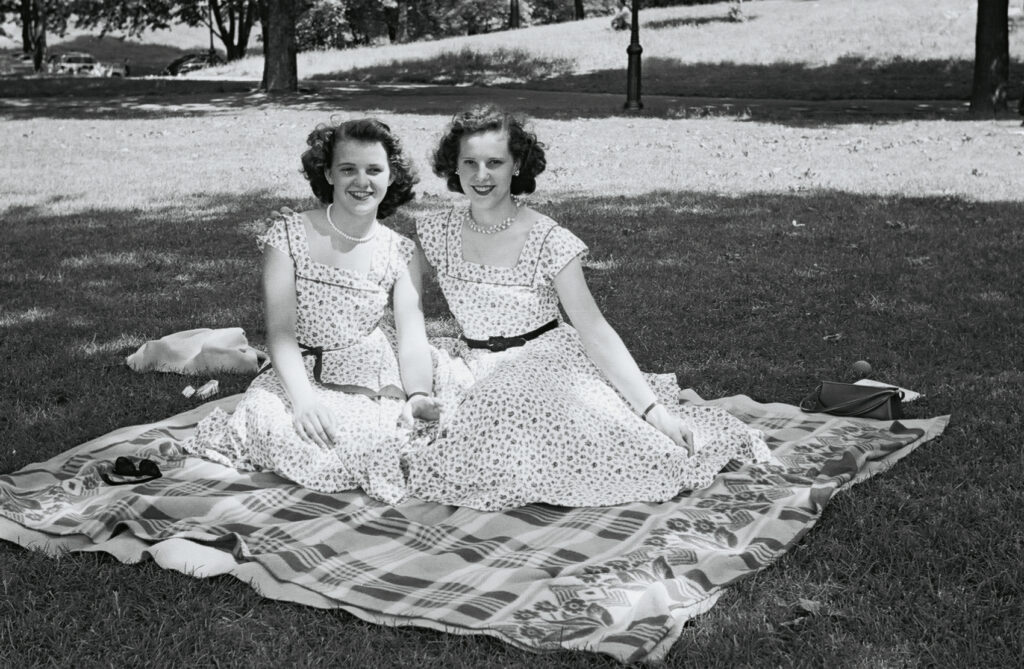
{"left": 399, "top": 395, "right": 442, "bottom": 427}
{"left": 645, "top": 404, "right": 694, "bottom": 456}
{"left": 291, "top": 399, "right": 339, "bottom": 449}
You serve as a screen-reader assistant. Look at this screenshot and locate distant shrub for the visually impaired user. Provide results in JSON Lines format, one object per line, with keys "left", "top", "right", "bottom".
{"left": 312, "top": 46, "right": 576, "bottom": 86}
{"left": 296, "top": 0, "right": 356, "bottom": 51}
{"left": 644, "top": 0, "right": 736, "bottom": 6}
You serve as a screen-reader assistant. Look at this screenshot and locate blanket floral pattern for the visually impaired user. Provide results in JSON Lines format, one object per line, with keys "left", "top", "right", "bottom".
{"left": 0, "top": 392, "right": 948, "bottom": 663}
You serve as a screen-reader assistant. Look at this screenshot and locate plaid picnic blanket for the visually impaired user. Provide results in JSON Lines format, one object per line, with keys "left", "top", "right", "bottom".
{"left": 0, "top": 391, "right": 947, "bottom": 663}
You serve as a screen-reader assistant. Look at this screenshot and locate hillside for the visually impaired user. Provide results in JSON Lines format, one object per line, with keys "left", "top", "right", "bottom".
{"left": 4, "top": 1, "right": 1023, "bottom": 100}
{"left": 1, "top": 20, "right": 234, "bottom": 76}
{"left": 205, "top": 0, "right": 1023, "bottom": 100}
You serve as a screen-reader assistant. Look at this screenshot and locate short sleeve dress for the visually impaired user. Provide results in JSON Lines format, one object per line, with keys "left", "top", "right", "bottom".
{"left": 185, "top": 209, "right": 415, "bottom": 503}
{"left": 406, "top": 205, "right": 771, "bottom": 511}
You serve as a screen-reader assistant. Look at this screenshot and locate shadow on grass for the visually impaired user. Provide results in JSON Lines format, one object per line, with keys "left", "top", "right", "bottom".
{"left": 4, "top": 54, "right": 1022, "bottom": 125}
{"left": 2, "top": 187, "right": 1022, "bottom": 667}
{"left": 309, "top": 46, "right": 576, "bottom": 87}
{"left": 0, "top": 190, "right": 285, "bottom": 467}
{"left": 4, "top": 188, "right": 1022, "bottom": 463}
{"left": 524, "top": 52, "right": 1019, "bottom": 104}
{"left": 643, "top": 15, "right": 747, "bottom": 30}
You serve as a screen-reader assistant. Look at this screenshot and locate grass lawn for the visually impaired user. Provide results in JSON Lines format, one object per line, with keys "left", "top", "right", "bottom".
{"left": 209, "top": 0, "right": 1024, "bottom": 102}
{"left": 2, "top": 102, "right": 1022, "bottom": 668}
{"left": 2, "top": 0, "right": 1023, "bottom": 666}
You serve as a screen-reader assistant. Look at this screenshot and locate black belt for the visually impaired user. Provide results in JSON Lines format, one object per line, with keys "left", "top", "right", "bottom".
{"left": 256, "top": 343, "right": 406, "bottom": 401}
{"left": 461, "top": 320, "right": 559, "bottom": 352}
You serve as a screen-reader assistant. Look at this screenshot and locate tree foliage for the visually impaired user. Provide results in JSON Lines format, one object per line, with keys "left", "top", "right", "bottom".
{"left": 0, "top": 0, "right": 263, "bottom": 62}
{"left": 178, "top": 0, "right": 260, "bottom": 60}
{"left": 294, "top": 0, "right": 544, "bottom": 51}
{"left": 69, "top": 0, "right": 260, "bottom": 60}
{"left": 0, "top": 0, "right": 73, "bottom": 69}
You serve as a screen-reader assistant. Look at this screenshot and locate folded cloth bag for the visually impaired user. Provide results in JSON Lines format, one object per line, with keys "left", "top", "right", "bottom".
{"left": 800, "top": 380, "right": 904, "bottom": 420}
{"left": 126, "top": 328, "right": 265, "bottom": 375}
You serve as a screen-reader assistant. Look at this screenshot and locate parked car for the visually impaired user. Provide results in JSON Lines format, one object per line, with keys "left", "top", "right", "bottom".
{"left": 161, "top": 51, "right": 225, "bottom": 76}
{"left": 46, "top": 51, "right": 127, "bottom": 77}
{"left": 4, "top": 52, "right": 37, "bottom": 75}
{"left": 48, "top": 52, "right": 99, "bottom": 75}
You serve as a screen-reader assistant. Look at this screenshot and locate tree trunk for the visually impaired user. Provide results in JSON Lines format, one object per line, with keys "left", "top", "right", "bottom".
{"left": 261, "top": 0, "right": 298, "bottom": 92}
{"left": 234, "top": 0, "right": 257, "bottom": 58}
{"left": 397, "top": 0, "right": 408, "bottom": 43}
{"left": 259, "top": 0, "right": 268, "bottom": 88}
{"left": 386, "top": 0, "right": 409, "bottom": 42}
{"left": 574, "top": 0, "right": 585, "bottom": 20}
{"left": 971, "top": 0, "right": 1010, "bottom": 113}
{"left": 30, "top": 0, "right": 45, "bottom": 72}
{"left": 20, "top": 0, "right": 32, "bottom": 54}
{"left": 211, "top": 0, "right": 257, "bottom": 61}
{"left": 509, "top": 0, "right": 520, "bottom": 29}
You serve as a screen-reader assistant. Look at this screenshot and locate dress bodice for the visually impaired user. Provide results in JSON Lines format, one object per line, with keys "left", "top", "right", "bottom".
{"left": 416, "top": 206, "right": 587, "bottom": 340}
{"left": 258, "top": 209, "right": 414, "bottom": 389}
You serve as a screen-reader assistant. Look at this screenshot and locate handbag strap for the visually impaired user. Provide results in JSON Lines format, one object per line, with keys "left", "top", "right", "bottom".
{"left": 800, "top": 384, "right": 903, "bottom": 417}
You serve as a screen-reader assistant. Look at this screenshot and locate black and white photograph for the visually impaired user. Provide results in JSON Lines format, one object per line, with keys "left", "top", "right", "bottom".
{"left": 1, "top": 1, "right": 1020, "bottom": 666}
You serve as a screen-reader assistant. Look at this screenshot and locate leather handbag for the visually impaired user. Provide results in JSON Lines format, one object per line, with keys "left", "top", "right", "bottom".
{"left": 800, "top": 381, "right": 904, "bottom": 420}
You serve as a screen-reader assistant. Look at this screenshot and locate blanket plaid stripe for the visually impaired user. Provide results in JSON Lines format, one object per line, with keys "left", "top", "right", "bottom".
{"left": 0, "top": 392, "right": 947, "bottom": 663}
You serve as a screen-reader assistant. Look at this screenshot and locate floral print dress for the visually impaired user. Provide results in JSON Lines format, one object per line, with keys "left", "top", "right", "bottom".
{"left": 185, "top": 210, "right": 415, "bottom": 502}
{"left": 405, "top": 205, "right": 771, "bottom": 511}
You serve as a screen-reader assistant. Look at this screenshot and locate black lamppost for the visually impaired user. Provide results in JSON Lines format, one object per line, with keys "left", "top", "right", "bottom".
{"left": 624, "top": 1, "right": 642, "bottom": 110}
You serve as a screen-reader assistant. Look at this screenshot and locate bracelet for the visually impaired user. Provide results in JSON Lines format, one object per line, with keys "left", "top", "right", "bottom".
{"left": 407, "top": 391, "right": 431, "bottom": 400}
{"left": 640, "top": 402, "right": 659, "bottom": 422}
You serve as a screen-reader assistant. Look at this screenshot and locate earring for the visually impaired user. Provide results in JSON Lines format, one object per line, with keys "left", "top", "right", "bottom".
{"left": 513, "top": 168, "right": 520, "bottom": 176}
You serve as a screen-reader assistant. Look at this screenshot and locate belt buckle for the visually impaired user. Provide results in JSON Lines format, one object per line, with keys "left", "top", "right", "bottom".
{"left": 484, "top": 335, "right": 526, "bottom": 352}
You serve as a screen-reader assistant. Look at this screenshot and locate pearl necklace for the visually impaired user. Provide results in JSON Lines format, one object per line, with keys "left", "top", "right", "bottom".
{"left": 326, "top": 203, "right": 377, "bottom": 243}
{"left": 466, "top": 205, "right": 519, "bottom": 234}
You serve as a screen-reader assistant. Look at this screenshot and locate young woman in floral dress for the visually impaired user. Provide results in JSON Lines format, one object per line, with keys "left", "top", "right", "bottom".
{"left": 405, "top": 106, "right": 770, "bottom": 511}
{"left": 187, "top": 118, "right": 439, "bottom": 501}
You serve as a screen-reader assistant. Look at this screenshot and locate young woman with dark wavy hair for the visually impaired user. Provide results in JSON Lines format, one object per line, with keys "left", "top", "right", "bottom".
{"left": 186, "top": 118, "right": 439, "bottom": 499}
{"left": 404, "top": 106, "right": 770, "bottom": 511}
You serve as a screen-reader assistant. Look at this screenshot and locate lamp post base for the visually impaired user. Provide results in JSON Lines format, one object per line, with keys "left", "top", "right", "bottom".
{"left": 624, "top": 2, "right": 643, "bottom": 111}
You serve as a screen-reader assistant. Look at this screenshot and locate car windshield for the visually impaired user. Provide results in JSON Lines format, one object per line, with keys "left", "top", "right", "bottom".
{"left": 66, "top": 57, "right": 94, "bottom": 64}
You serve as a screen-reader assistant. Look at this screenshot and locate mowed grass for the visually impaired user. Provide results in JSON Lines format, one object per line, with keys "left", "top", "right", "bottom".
{"left": 1, "top": 97, "right": 1022, "bottom": 667}
{"left": 208, "top": 0, "right": 1024, "bottom": 101}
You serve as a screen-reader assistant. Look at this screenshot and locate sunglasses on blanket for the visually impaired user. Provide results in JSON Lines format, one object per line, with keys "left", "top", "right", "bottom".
{"left": 100, "top": 456, "right": 162, "bottom": 486}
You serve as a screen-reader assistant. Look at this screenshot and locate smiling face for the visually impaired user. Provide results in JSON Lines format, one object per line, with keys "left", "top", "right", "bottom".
{"left": 456, "top": 130, "right": 518, "bottom": 209}
{"left": 324, "top": 139, "right": 393, "bottom": 223}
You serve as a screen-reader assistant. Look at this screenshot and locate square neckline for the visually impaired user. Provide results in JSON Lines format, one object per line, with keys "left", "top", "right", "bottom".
{"left": 448, "top": 205, "right": 544, "bottom": 272}
{"left": 290, "top": 210, "right": 391, "bottom": 285}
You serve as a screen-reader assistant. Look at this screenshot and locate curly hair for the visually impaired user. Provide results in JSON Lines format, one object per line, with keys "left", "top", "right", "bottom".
{"left": 300, "top": 118, "right": 418, "bottom": 219}
{"left": 431, "top": 105, "right": 546, "bottom": 196}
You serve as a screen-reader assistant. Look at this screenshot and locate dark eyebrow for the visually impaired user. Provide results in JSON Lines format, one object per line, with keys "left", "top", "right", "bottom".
{"left": 335, "top": 161, "right": 386, "bottom": 168}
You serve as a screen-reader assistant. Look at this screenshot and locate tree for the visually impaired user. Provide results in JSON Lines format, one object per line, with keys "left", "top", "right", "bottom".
{"left": 382, "top": 0, "right": 408, "bottom": 42}
{"left": 72, "top": 0, "right": 259, "bottom": 61}
{"left": 261, "top": 0, "right": 298, "bottom": 91}
{"left": 574, "top": 0, "right": 584, "bottom": 20}
{"left": 440, "top": 0, "right": 506, "bottom": 36}
{"left": 179, "top": 0, "right": 260, "bottom": 60}
{"left": 295, "top": 0, "right": 351, "bottom": 50}
{"left": 509, "top": 0, "right": 519, "bottom": 28}
{"left": 971, "top": 0, "right": 1010, "bottom": 113}
{"left": 0, "top": 0, "right": 72, "bottom": 70}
